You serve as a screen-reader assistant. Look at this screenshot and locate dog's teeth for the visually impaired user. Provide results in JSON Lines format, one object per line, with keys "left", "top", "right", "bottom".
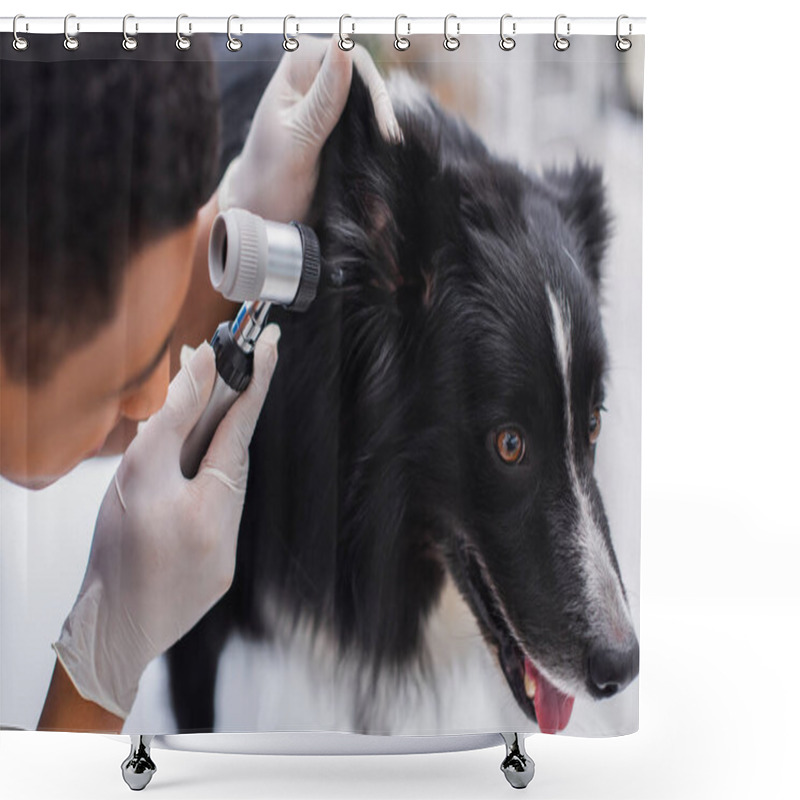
{"left": 524, "top": 670, "right": 537, "bottom": 699}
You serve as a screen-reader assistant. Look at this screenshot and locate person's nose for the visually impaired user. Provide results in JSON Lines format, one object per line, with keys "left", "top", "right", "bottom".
{"left": 118, "top": 351, "right": 170, "bottom": 422}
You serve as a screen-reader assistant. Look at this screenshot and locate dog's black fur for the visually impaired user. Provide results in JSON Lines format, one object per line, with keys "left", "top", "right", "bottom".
{"left": 166, "top": 64, "right": 638, "bottom": 733}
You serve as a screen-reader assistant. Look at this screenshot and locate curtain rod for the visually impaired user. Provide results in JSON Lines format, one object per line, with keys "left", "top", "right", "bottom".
{"left": 0, "top": 15, "right": 646, "bottom": 37}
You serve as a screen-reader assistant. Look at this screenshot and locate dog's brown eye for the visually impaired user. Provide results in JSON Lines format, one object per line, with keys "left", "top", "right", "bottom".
{"left": 495, "top": 428, "right": 525, "bottom": 464}
{"left": 589, "top": 408, "right": 602, "bottom": 444}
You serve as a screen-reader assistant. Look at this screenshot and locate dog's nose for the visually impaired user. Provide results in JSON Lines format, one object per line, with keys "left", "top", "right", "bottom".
{"left": 587, "top": 640, "right": 639, "bottom": 697}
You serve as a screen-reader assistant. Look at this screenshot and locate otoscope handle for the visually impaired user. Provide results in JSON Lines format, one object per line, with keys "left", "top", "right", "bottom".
{"left": 179, "top": 323, "right": 253, "bottom": 479}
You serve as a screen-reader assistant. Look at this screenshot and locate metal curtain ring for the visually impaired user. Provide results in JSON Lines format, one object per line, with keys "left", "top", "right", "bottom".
{"left": 64, "top": 13, "right": 79, "bottom": 51}
{"left": 122, "top": 14, "right": 138, "bottom": 51}
{"left": 444, "top": 14, "right": 460, "bottom": 51}
{"left": 554, "top": 14, "right": 570, "bottom": 51}
{"left": 283, "top": 15, "right": 299, "bottom": 51}
{"left": 616, "top": 14, "right": 632, "bottom": 51}
{"left": 339, "top": 14, "right": 354, "bottom": 50}
{"left": 500, "top": 14, "right": 516, "bottom": 51}
{"left": 12, "top": 14, "right": 28, "bottom": 51}
{"left": 227, "top": 15, "right": 242, "bottom": 51}
{"left": 176, "top": 14, "right": 191, "bottom": 50}
{"left": 394, "top": 14, "right": 410, "bottom": 51}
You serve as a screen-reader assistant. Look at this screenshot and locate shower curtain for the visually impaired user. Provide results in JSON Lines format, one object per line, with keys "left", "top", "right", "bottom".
{"left": 0, "top": 29, "right": 644, "bottom": 740}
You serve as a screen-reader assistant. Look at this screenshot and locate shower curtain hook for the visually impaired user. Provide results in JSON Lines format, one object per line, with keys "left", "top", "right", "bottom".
{"left": 63, "top": 13, "right": 79, "bottom": 51}
{"left": 394, "top": 14, "right": 410, "bottom": 51}
{"left": 122, "top": 15, "right": 138, "bottom": 51}
{"left": 339, "top": 15, "right": 355, "bottom": 50}
{"left": 12, "top": 14, "right": 29, "bottom": 51}
{"left": 227, "top": 15, "right": 243, "bottom": 51}
{"left": 176, "top": 13, "right": 191, "bottom": 50}
{"left": 499, "top": 14, "right": 516, "bottom": 51}
{"left": 553, "top": 14, "right": 570, "bottom": 51}
{"left": 443, "top": 14, "right": 460, "bottom": 51}
{"left": 615, "top": 14, "right": 632, "bottom": 51}
{"left": 282, "top": 15, "right": 299, "bottom": 51}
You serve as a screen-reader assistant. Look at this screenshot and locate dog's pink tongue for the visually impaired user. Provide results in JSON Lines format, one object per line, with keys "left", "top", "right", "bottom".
{"left": 525, "top": 658, "right": 575, "bottom": 734}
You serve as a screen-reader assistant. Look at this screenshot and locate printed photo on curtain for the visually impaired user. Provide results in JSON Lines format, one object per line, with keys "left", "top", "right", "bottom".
{"left": 0, "top": 29, "right": 644, "bottom": 742}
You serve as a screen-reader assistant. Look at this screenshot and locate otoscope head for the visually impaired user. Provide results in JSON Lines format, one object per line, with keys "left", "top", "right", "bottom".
{"left": 208, "top": 208, "right": 320, "bottom": 312}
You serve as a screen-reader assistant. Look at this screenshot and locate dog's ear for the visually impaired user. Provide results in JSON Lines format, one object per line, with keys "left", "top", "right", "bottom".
{"left": 312, "top": 69, "right": 462, "bottom": 311}
{"left": 544, "top": 161, "right": 610, "bottom": 289}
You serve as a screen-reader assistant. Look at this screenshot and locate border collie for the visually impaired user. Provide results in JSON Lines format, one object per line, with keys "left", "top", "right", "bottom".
{"left": 166, "top": 63, "right": 640, "bottom": 737}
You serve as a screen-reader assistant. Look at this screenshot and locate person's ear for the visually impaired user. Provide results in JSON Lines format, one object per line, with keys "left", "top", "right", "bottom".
{"left": 118, "top": 348, "right": 171, "bottom": 423}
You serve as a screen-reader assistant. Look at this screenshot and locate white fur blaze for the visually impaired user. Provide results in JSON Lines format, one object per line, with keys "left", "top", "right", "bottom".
{"left": 545, "top": 285, "right": 634, "bottom": 647}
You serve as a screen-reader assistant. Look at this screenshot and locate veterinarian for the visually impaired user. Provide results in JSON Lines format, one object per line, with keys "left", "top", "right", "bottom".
{"left": 0, "top": 34, "right": 397, "bottom": 734}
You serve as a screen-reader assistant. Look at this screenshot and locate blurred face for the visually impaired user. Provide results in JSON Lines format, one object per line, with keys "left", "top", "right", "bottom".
{"left": 0, "top": 219, "right": 197, "bottom": 489}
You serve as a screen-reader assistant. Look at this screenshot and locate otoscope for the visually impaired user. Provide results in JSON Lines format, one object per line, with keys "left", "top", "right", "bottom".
{"left": 179, "top": 208, "right": 320, "bottom": 479}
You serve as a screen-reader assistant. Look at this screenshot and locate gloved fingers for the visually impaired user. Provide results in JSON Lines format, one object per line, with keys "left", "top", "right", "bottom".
{"left": 196, "top": 324, "right": 280, "bottom": 491}
{"left": 281, "top": 33, "right": 331, "bottom": 85}
{"left": 179, "top": 343, "right": 198, "bottom": 369}
{"left": 148, "top": 341, "right": 217, "bottom": 441}
{"left": 293, "top": 35, "right": 353, "bottom": 150}
{"left": 351, "top": 44, "right": 404, "bottom": 145}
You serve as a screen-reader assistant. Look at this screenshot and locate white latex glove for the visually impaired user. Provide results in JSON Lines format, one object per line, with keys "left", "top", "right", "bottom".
{"left": 51, "top": 325, "right": 280, "bottom": 720}
{"left": 218, "top": 34, "right": 402, "bottom": 223}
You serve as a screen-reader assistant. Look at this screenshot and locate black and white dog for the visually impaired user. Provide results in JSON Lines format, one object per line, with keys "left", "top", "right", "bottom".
{"left": 166, "top": 61, "right": 639, "bottom": 736}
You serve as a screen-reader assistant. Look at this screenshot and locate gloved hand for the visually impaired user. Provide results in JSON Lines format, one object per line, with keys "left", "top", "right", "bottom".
{"left": 217, "top": 34, "right": 403, "bottom": 223}
{"left": 51, "top": 325, "right": 280, "bottom": 720}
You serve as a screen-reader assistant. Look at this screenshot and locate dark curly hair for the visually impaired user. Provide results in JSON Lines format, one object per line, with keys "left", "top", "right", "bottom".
{"left": 1, "top": 33, "right": 220, "bottom": 384}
